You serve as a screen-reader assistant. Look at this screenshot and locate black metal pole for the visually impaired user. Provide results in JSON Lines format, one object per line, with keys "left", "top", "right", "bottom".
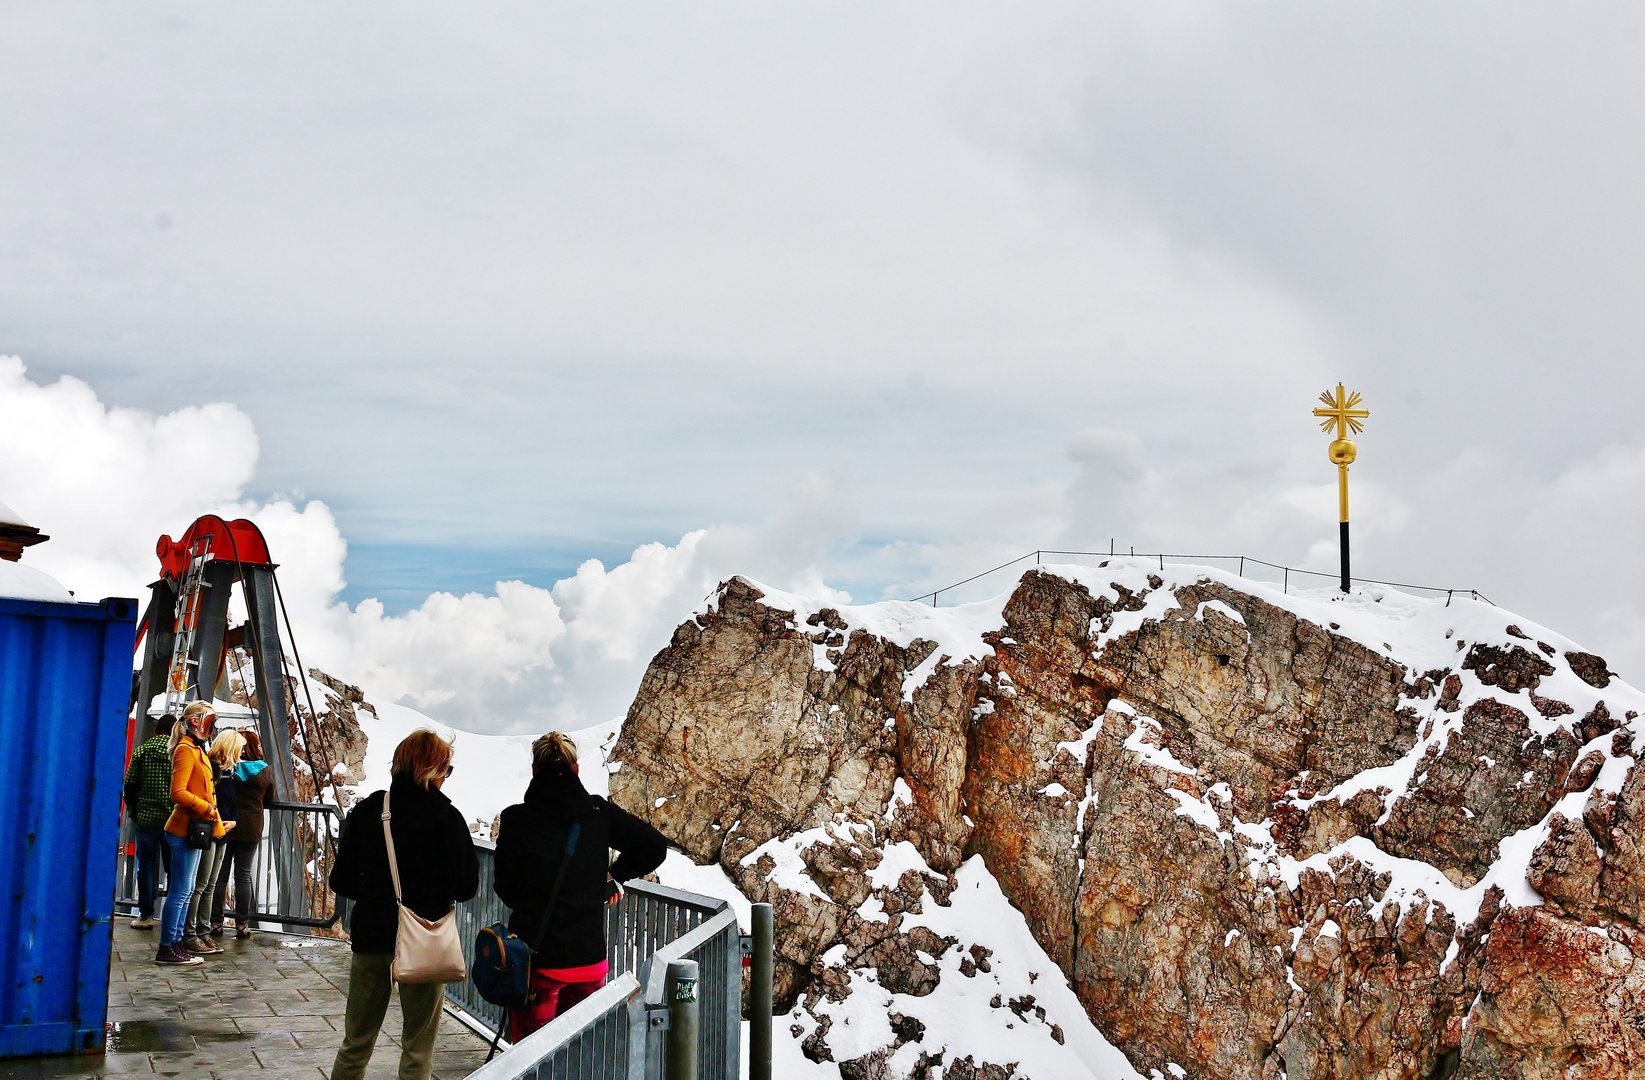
{"left": 750, "top": 903, "right": 774, "bottom": 1080}
{"left": 1339, "top": 521, "right": 1350, "bottom": 593}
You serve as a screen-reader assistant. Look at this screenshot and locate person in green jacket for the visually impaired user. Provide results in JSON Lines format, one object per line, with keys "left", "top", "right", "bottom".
{"left": 123, "top": 714, "right": 177, "bottom": 930}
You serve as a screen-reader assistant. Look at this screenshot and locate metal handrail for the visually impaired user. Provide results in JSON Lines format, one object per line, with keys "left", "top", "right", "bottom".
{"left": 444, "top": 838, "right": 733, "bottom": 1034}
{"left": 115, "top": 801, "right": 345, "bottom": 930}
{"left": 115, "top": 803, "right": 746, "bottom": 1076}
{"left": 448, "top": 845, "right": 743, "bottom": 1080}
{"left": 638, "top": 908, "right": 741, "bottom": 1080}
{"left": 461, "top": 974, "right": 644, "bottom": 1080}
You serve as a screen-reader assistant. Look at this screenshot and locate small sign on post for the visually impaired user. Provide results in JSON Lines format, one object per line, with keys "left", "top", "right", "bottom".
{"left": 665, "top": 958, "right": 700, "bottom": 1080}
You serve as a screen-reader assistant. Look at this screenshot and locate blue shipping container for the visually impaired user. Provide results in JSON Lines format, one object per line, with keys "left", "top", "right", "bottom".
{"left": 0, "top": 595, "right": 137, "bottom": 1057}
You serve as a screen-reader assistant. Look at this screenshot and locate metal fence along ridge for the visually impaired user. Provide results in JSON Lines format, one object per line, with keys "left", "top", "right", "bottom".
{"left": 905, "top": 547, "right": 1497, "bottom": 608}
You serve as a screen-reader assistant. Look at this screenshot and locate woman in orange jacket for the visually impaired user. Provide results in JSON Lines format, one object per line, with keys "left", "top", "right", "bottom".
{"left": 157, "top": 701, "right": 226, "bottom": 966}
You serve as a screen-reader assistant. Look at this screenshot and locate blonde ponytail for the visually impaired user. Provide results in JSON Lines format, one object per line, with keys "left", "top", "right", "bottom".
{"left": 531, "top": 732, "right": 578, "bottom": 773}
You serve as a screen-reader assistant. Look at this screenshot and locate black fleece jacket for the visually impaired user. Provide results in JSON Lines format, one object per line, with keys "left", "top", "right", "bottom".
{"left": 330, "top": 773, "right": 480, "bottom": 953}
{"left": 493, "top": 765, "right": 667, "bottom": 969}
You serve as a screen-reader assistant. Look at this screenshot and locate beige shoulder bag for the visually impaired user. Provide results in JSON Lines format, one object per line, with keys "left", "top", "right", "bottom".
{"left": 382, "top": 788, "right": 467, "bottom": 984}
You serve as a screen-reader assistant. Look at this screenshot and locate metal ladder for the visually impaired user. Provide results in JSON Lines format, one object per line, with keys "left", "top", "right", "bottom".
{"left": 162, "top": 534, "right": 214, "bottom": 716}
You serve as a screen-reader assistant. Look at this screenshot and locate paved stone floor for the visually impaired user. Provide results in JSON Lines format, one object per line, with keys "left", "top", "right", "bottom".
{"left": 0, "top": 923, "right": 496, "bottom": 1080}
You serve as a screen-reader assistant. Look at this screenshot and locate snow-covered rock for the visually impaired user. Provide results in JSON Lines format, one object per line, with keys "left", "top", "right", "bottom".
{"left": 604, "top": 560, "right": 1645, "bottom": 1080}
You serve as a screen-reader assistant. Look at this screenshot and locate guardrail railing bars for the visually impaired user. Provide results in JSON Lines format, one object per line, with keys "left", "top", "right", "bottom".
{"left": 115, "top": 805, "right": 747, "bottom": 1077}
{"left": 114, "top": 801, "right": 345, "bottom": 932}
{"left": 446, "top": 843, "right": 742, "bottom": 1080}
{"left": 909, "top": 548, "right": 1497, "bottom": 608}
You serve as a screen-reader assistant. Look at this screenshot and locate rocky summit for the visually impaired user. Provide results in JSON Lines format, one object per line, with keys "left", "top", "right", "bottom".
{"left": 608, "top": 560, "right": 1645, "bottom": 1080}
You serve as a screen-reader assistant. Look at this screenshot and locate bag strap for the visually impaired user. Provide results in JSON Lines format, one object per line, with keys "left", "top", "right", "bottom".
{"left": 528, "top": 820, "right": 581, "bottom": 954}
{"left": 381, "top": 788, "right": 403, "bottom": 904}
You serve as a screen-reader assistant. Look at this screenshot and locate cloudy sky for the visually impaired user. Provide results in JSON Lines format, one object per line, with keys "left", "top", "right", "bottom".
{"left": 2, "top": 2, "right": 1642, "bottom": 731}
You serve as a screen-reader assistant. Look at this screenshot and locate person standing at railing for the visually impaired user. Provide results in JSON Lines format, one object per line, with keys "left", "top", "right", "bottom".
{"left": 494, "top": 732, "right": 667, "bottom": 1042}
{"left": 123, "top": 712, "right": 177, "bottom": 931}
{"left": 328, "top": 729, "right": 479, "bottom": 1080}
{"left": 157, "top": 701, "right": 226, "bottom": 966}
{"left": 182, "top": 729, "right": 240, "bottom": 955}
{"left": 214, "top": 728, "right": 272, "bottom": 939}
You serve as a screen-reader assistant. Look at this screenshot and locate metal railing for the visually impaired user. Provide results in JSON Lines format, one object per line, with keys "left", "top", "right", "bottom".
{"left": 447, "top": 836, "right": 510, "bottom": 1033}
{"left": 633, "top": 893, "right": 741, "bottom": 1080}
{"left": 116, "top": 807, "right": 745, "bottom": 1076}
{"left": 907, "top": 547, "right": 1498, "bottom": 608}
{"left": 115, "top": 801, "right": 345, "bottom": 930}
{"left": 449, "top": 841, "right": 744, "bottom": 1080}
{"left": 465, "top": 974, "right": 645, "bottom": 1080}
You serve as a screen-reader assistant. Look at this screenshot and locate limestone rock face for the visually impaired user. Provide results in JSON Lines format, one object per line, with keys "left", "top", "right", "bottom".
{"left": 609, "top": 564, "right": 1645, "bottom": 1080}
{"left": 292, "top": 667, "right": 371, "bottom": 804}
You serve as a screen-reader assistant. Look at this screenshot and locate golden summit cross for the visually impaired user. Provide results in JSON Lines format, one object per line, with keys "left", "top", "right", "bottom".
{"left": 1312, "top": 383, "right": 1368, "bottom": 593}
{"left": 1313, "top": 385, "right": 1368, "bottom": 440}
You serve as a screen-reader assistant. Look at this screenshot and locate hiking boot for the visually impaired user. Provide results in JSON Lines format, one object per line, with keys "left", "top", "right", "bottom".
{"left": 130, "top": 916, "right": 156, "bottom": 930}
{"left": 156, "top": 944, "right": 202, "bottom": 966}
{"left": 184, "top": 936, "right": 222, "bottom": 955}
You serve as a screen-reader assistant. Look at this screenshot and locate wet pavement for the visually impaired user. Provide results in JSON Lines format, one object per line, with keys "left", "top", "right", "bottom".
{"left": 0, "top": 922, "right": 496, "bottom": 1079}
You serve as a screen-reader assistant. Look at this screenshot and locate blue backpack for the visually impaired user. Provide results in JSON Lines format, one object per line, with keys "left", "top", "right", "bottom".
{"left": 472, "top": 822, "right": 579, "bottom": 1056}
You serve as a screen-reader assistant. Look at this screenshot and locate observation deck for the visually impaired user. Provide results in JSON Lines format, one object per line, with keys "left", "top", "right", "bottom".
{"left": 0, "top": 921, "right": 494, "bottom": 1080}
{"left": 1, "top": 815, "right": 747, "bottom": 1080}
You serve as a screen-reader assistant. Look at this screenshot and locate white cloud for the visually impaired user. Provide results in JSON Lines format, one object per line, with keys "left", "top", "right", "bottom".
{"left": 348, "top": 582, "right": 567, "bottom": 713}
{"left": 8, "top": 355, "right": 1645, "bottom": 733}
{"left": 549, "top": 534, "right": 707, "bottom": 667}
{"left": 0, "top": 356, "right": 256, "bottom": 601}
{"left": 0, "top": 359, "right": 863, "bottom": 732}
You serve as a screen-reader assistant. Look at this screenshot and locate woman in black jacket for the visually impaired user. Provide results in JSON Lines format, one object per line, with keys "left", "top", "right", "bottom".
{"left": 329, "top": 730, "right": 479, "bottom": 1080}
{"left": 494, "top": 732, "right": 667, "bottom": 1041}
{"left": 213, "top": 729, "right": 273, "bottom": 939}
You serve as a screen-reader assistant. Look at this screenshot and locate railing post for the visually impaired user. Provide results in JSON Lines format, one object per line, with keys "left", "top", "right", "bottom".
{"left": 749, "top": 904, "right": 773, "bottom": 1080}
{"left": 665, "top": 958, "right": 700, "bottom": 1080}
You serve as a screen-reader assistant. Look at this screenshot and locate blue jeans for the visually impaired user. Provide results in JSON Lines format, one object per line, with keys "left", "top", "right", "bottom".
{"left": 161, "top": 834, "right": 202, "bottom": 947}
{"left": 134, "top": 825, "right": 169, "bottom": 920}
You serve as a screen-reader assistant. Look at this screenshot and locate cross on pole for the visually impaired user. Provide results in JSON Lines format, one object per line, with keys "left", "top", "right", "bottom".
{"left": 1313, "top": 384, "right": 1368, "bottom": 593}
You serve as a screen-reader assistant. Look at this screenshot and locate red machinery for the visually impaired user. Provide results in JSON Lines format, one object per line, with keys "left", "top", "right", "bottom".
{"left": 131, "top": 515, "right": 297, "bottom": 802}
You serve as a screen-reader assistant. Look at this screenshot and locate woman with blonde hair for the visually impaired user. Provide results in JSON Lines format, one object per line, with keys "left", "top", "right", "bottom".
{"left": 157, "top": 701, "right": 226, "bottom": 965}
{"left": 214, "top": 728, "right": 273, "bottom": 938}
{"left": 329, "top": 730, "right": 479, "bottom": 1080}
{"left": 181, "top": 727, "right": 240, "bottom": 954}
{"left": 494, "top": 731, "right": 666, "bottom": 1041}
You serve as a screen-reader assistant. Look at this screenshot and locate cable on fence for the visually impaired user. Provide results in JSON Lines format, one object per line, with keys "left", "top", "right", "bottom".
{"left": 907, "top": 549, "right": 1495, "bottom": 608}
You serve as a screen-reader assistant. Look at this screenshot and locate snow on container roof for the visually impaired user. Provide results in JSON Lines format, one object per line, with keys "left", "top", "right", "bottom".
{"left": 0, "top": 499, "right": 28, "bottom": 527}
{"left": 0, "top": 560, "right": 73, "bottom": 602}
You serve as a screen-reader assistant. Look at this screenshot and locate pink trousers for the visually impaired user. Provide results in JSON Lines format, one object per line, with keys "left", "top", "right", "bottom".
{"left": 506, "top": 962, "right": 608, "bottom": 1043}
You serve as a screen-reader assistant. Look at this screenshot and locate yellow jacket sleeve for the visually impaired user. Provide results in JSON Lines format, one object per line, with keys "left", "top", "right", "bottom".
{"left": 170, "top": 745, "right": 215, "bottom": 819}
